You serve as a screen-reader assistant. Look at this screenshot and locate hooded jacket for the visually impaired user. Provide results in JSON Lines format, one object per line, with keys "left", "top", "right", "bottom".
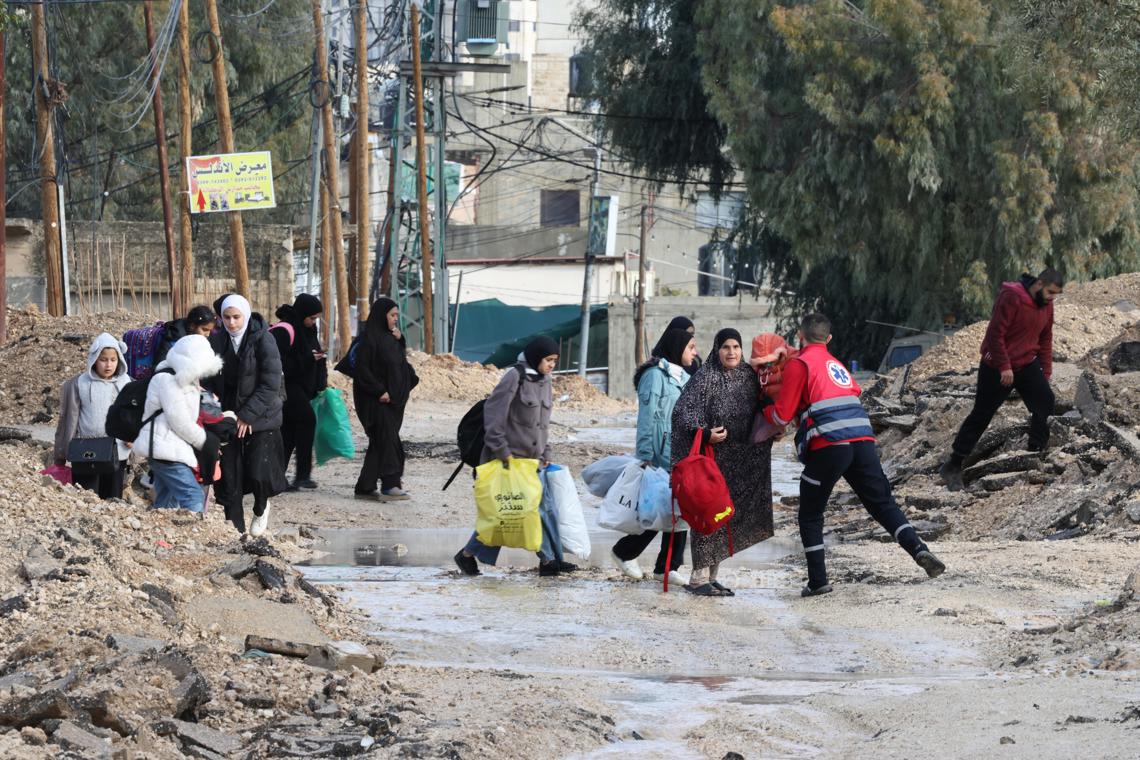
{"left": 204, "top": 312, "right": 285, "bottom": 431}
{"left": 135, "top": 335, "right": 224, "bottom": 468}
{"left": 54, "top": 333, "right": 132, "bottom": 464}
{"left": 481, "top": 359, "right": 553, "bottom": 464}
{"left": 635, "top": 358, "right": 689, "bottom": 470}
{"left": 353, "top": 307, "right": 419, "bottom": 429}
{"left": 980, "top": 274, "right": 1055, "bottom": 377}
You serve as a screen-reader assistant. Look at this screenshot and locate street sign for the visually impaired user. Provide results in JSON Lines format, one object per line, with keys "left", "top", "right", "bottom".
{"left": 586, "top": 195, "right": 619, "bottom": 258}
{"left": 186, "top": 151, "right": 276, "bottom": 214}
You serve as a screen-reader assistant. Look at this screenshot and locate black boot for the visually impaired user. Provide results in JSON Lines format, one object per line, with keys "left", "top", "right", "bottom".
{"left": 939, "top": 460, "right": 964, "bottom": 492}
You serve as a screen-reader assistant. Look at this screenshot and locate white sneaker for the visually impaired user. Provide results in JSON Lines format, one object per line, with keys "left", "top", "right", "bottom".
{"left": 610, "top": 550, "right": 644, "bottom": 580}
{"left": 249, "top": 501, "right": 271, "bottom": 537}
{"left": 380, "top": 487, "right": 411, "bottom": 502}
{"left": 653, "top": 570, "right": 689, "bottom": 587}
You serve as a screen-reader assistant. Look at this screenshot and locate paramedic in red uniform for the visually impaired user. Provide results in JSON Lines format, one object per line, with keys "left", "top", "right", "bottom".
{"left": 939, "top": 269, "right": 1064, "bottom": 491}
{"left": 764, "top": 313, "right": 947, "bottom": 597}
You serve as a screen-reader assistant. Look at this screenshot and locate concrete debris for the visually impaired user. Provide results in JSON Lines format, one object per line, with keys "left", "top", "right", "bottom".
{"left": 105, "top": 633, "right": 165, "bottom": 655}
{"left": 304, "top": 640, "right": 382, "bottom": 673}
{"left": 51, "top": 719, "right": 113, "bottom": 758}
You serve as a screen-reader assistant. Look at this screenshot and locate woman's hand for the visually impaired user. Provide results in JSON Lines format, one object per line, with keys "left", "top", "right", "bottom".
{"left": 379, "top": 392, "right": 391, "bottom": 404}
{"left": 391, "top": 327, "right": 402, "bottom": 341}
{"left": 709, "top": 426, "right": 728, "bottom": 444}
{"left": 236, "top": 419, "right": 252, "bottom": 438}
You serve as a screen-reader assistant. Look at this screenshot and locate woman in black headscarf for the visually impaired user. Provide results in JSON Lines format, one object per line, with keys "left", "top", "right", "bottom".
{"left": 273, "top": 294, "right": 328, "bottom": 490}
{"left": 671, "top": 327, "right": 772, "bottom": 596}
{"left": 611, "top": 327, "right": 699, "bottom": 585}
{"left": 353, "top": 298, "right": 419, "bottom": 501}
{"left": 454, "top": 335, "right": 575, "bottom": 577}
{"left": 653, "top": 315, "right": 701, "bottom": 376}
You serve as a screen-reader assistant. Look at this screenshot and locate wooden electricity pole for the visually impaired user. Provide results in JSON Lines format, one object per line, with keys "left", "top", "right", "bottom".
{"left": 634, "top": 205, "right": 649, "bottom": 364}
{"left": 176, "top": 0, "right": 194, "bottom": 306}
{"left": 380, "top": 137, "right": 397, "bottom": 296}
{"left": 204, "top": 0, "right": 250, "bottom": 299}
{"left": 31, "top": 3, "right": 64, "bottom": 316}
{"left": 354, "top": 0, "right": 370, "bottom": 323}
{"left": 410, "top": 3, "right": 434, "bottom": 353}
{"left": 319, "top": 178, "right": 333, "bottom": 349}
{"left": 144, "top": 0, "right": 182, "bottom": 319}
{"left": 311, "top": 0, "right": 350, "bottom": 355}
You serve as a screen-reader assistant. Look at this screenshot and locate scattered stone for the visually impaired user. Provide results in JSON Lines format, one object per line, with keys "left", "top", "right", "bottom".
{"left": 723, "top": 753, "right": 745, "bottom": 760}
{"left": 910, "top": 519, "right": 950, "bottom": 540}
{"left": 105, "top": 633, "right": 165, "bottom": 655}
{"left": 933, "top": 608, "right": 959, "bottom": 617}
{"left": 1023, "top": 623, "right": 1059, "bottom": 635}
{"left": 51, "top": 720, "right": 112, "bottom": 758}
{"left": 236, "top": 694, "right": 276, "bottom": 709}
{"left": 242, "top": 536, "right": 283, "bottom": 559}
{"left": 1074, "top": 372, "right": 1106, "bottom": 423}
{"left": 172, "top": 671, "right": 212, "bottom": 720}
{"left": 999, "top": 736, "right": 1016, "bottom": 745}
{"left": 1063, "top": 715, "right": 1097, "bottom": 725}
{"left": 141, "top": 583, "right": 177, "bottom": 607}
{"left": 1099, "top": 422, "right": 1140, "bottom": 460}
{"left": 311, "top": 701, "right": 342, "bottom": 719}
{"left": 20, "top": 549, "right": 64, "bottom": 582}
{"left": 0, "top": 594, "right": 29, "bottom": 617}
{"left": 254, "top": 558, "right": 288, "bottom": 590}
{"left": 962, "top": 452, "right": 1041, "bottom": 482}
{"left": 304, "top": 641, "right": 381, "bottom": 673}
{"left": 19, "top": 726, "right": 47, "bottom": 746}
{"left": 217, "top": 555, "right": 257, "bottom": 580}
{"left": 1108, "top": 341, "right": 1140, "bottom": 374}
{"left": 882, "top": 415, "right": 918, "bottom": 434}
{"left": 151, "top": 718, "right": 242, "bottom": 756}
{"left": 243, "top": 635, "right": 315, "bottom": 659}
{"left": 0, "top": 426, "right": 32, "bottom": 441}
{"left": 1125, "top": 501, "right": 1140, "bottom": 524}
{"left": 978, "top": 472, "right": 1026, "bottom": 492}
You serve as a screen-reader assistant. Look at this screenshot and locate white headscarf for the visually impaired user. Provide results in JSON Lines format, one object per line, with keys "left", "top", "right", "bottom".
{"left": 220, "top": 294, "right": 252, "bottom": 351}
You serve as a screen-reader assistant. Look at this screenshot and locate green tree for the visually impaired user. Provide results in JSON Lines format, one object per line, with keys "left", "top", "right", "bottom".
{"left": 4, "top": 0, "right": 315, "bottom": 225}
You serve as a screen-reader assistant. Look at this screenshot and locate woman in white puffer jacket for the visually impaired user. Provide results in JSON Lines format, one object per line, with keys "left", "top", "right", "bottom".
{"left": 135, "top": 334, "right": 226, "bottom": 512}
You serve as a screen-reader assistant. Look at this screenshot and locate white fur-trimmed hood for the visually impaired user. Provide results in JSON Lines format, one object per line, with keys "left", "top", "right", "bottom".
{"left": 159, "top": 334, "right": 223, "bottom": 385}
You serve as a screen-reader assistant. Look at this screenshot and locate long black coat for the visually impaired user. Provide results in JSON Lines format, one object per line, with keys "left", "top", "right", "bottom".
{"left": 353, "top": 328, "right": 419, "bottom": 430}
{"left": 205, "top": 313, "right": 284, "bottom": 431}
{"left": 273, "top": 305, "right": 328, "bottom": 402}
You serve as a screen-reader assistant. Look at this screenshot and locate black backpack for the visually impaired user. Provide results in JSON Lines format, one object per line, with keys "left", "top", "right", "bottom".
{"left": 333, "top": 336, "right": 361, "bottom": 378}
{"left": 105, "top": 368, "right": 174, "bottom": 442}
{"left": 442, "top": 365, "right": 525, "bottom": 490}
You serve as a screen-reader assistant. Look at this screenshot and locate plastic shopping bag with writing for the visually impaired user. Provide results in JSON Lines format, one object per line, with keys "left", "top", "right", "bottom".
{"left": 312, "top": 388, "right": 356, "bottom": 465}
{"left": 598, "top": 461, "right": 644, "bottom": 534}
{"left": 581, "top": 454, "right": 637, "bottom": 497}
{"left": 546, "top": 464, "right": 592, "bottom": 558}
{"left": 474, "top": 456, "right": 543, "bottom": 551}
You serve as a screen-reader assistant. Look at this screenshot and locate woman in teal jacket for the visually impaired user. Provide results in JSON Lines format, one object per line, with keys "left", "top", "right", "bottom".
{"left": 610, "top": 328, "right": 698, "bottom": 584}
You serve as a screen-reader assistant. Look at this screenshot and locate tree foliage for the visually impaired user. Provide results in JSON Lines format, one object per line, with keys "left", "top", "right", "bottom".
{"left": 4, "top": 0, "right": 315, "bottom": 225}
{"left": 577, "top": 0, "right": 1140, "bottom": 363}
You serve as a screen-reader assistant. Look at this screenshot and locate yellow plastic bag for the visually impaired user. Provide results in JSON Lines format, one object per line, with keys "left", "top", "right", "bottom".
{"left": 474, "top": 457, "right": 543, "bottom": 551}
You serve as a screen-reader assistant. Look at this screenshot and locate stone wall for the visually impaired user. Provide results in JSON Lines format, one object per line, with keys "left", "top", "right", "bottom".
{"left": 4, "top": 218, "right": 294, "bottom": 316}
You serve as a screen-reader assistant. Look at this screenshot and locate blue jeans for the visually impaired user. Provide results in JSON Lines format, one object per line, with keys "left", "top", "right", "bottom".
{"left": 463, "top": 470, "right": 564, "bottom": 566}
{"left": 151, "top": 460, "right": 205, "bottom": 512}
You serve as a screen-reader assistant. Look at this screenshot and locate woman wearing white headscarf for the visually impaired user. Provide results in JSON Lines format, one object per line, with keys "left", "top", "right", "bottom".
{"left": 203, "top": 294, "right": 287, "bottom": 536}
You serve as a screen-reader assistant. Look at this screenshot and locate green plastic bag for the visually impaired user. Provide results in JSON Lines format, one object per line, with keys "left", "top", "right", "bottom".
{"left": 312, "top": 388, "right": 356, "bottom": 465}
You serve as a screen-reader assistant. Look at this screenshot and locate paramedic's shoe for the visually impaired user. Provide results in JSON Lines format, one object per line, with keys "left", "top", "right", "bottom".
{"left": 611, "top": 550, "right": 644, "bottom": 580}
{"left": 915, "top": 550, "right": 946, "bottom": 578}
{"left": 653, "top": 570, "right": 688, "bottom": 587}
{"left": 453, "top": 551, "right": 480, "bottom": 576}
{"left": 939, "top": 460, "right": 964, "bottom": 492}
{"left": 249, "top": 502, "right": 271, "bottom": 538}
{"left": 380, "top": 487, "right": 411, "bottom": 501}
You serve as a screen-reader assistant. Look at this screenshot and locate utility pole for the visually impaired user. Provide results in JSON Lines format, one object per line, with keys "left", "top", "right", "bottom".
{"left": 305, "top": 110, "right": 322, "bottom": 293}
{"left": 176, "top": 0, "right": 194, "bottom": 306}
{"left": 634, "top": 205, "right": 648, "bottom": 364}
{"left": 31, "top": 2, "right": 64, "bottom": 316}
{"left": 144, "top": 0, "right": 181, "bottom": 319}
{"left": 311, "top": 0, "right": 350, "bottom": 356}
{"left": 204, "top": 0, "right": 251, "bottom": 300}
{"left": 577, "top": 128, "right": 603, "bottom": 376}
{"left": 354, "top": 0, "right": 370, "bottom": 323}
{"left": 379, "top": 135, "right": 397, "bottom": 297}
{"left": 0, "top": 27, "right": 7, "bottom": 343}
{"left": 410, "top": 3, "right": 434, "bottom": 353}
{"left": 319, "top": 178, "right": 333, "bottom": 349}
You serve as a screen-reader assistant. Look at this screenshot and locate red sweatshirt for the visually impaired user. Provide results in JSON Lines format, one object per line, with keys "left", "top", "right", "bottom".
{"left": 980, "top": 277, "right": 1054, "bottom": 377}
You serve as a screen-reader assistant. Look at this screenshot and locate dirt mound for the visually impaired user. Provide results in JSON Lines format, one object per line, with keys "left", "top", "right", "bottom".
{"left": 552, "top": 373, "right": 632, "bottom": 415}
{"left": 0, "top": 307, "right": 162, "bottom": 425}
{"left": 407, "top": 351, "right": 501, "bottom": 403}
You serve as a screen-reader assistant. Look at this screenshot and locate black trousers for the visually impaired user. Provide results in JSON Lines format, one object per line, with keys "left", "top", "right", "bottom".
{"left": 951, "top": 359, "right": 1054, "bottom": 463}
{"left": 799, "top": 441, "right": 924, "bottom": 587}
{"left": 613, "top": 529, "right": 687, "bottom": 574}
{"left": 217, "top": 429, "right": 287, "bottom": 533}
{"left": 73, "top": 461, "right": 126, "bottom": 501}
{"left": 356, "top": 407, "right": 406, "bottom": 494}
{"left": 281, "top": 393, "right": 316, "bottom": 481}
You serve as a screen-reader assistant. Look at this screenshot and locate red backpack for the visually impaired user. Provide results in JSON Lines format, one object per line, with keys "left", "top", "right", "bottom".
{"left": 664, "top": 432, "right": 735, "bottom": 592}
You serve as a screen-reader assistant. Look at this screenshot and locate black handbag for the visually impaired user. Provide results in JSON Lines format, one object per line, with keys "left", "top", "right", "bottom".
{"left": 67, "top": 436, "right": 118, "bottom": 476}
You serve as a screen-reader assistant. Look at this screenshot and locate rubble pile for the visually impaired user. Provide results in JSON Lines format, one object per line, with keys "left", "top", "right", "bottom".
{"left": 0, "top": 436, "right": 451, "bottom": 759}
{"left": 0, "top": 308, "right": 160, "bottom": 425}
{"left": 850, "top": 273, "right": 1140, "bottom": 543}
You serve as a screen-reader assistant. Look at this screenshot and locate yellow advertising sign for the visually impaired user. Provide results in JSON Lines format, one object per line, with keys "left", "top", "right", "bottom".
{"left": 186, "top": 151, "right": 276, "bottom": 214}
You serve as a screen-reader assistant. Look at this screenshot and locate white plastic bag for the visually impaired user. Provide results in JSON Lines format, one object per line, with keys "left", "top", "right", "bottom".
{"left": 599, "top": 462, "right": 644, "bottom": 534}
{"left": 581, "top": 455, "right": 637, "bottom": 498}
{"left": 637, "top": 467, "right": 689, "bottom": 532}
{"left": 545, "top": 465, "right": 592, "bottom": 558}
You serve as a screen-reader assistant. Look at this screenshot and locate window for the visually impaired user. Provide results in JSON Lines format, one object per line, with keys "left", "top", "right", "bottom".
{"left": 887, "top": 345, "right": 923, "bottom": 369}
{"left": 540, "top": 189, "right": 581, "bottom": 227}
{"left": 695, "top": 191, "right": 745, "bottom": 229}
{"left": 508, "top": 20, "right": 521, "bottom": 32}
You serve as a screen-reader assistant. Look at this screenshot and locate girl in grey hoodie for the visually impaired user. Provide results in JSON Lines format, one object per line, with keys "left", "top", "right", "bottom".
{"left": 53, "top": 333, "right": 132, "bottom": 499}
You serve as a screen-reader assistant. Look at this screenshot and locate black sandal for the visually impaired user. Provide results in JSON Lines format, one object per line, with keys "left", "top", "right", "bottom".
{"left": 685, "top": 583, "right": 728, "bottom": 597}
{"left": 711, "top": 581, "right": 735, "bottom": 596}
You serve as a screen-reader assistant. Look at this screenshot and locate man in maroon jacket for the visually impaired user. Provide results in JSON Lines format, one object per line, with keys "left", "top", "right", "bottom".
{"left": 940, "top": 269, "right": 1064, "bottom": 491}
